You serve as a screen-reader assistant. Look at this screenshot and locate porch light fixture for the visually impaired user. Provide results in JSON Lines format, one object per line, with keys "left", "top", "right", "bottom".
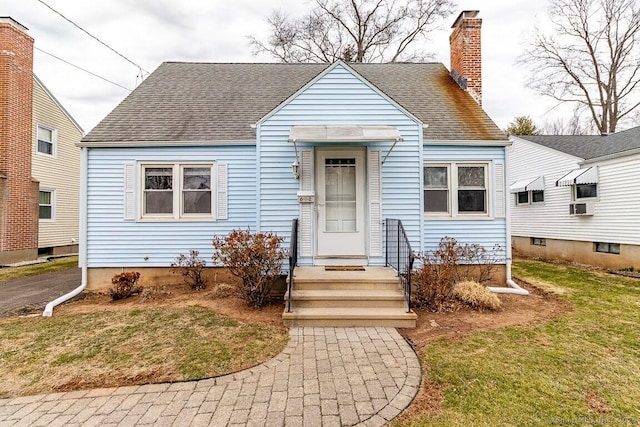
{"left": 292, "top": 161, "right": 300, "bottom": 179}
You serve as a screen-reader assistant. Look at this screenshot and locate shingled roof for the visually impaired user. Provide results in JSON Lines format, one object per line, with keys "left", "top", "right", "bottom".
{"left": 83, "top": 62, "right": 506, "bottom": 143}
{"left": 518, "top": 125, "right": 640, "bottom": 161}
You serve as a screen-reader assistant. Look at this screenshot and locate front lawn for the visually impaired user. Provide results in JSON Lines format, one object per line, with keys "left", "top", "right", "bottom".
{"left": 0, "top": 256, "right": 78, "bottom": 282}
{"left": 0, "top": 305, "right": 288, "bottom": 398}
{"left": 399, "top": 260, "right": 640, "bottom": 425}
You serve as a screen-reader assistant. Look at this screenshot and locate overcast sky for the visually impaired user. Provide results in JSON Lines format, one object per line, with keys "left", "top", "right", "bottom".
{"left": 2, "top": 0, "right": 563, "bottom": 134}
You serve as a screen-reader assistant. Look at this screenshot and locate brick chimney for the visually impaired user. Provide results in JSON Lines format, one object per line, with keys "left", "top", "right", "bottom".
{"left": 0, "top": 17, "right": 39, "bottom": 264}
{"left": 449, "top": 10, "right": 482, "bottom": 105}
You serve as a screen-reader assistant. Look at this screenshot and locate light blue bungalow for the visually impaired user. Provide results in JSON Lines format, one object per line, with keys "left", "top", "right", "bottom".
{"left": 71, "top": 11, "right": 517, "bottom": 326}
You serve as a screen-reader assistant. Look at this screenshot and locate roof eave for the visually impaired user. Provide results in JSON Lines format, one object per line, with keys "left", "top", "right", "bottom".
{"left": 77, "top": 139, "right": 256, "bottom": 148}
{"left": 581, "top": 147, "right": 640, "bottom": 165}
{"left": 425, "top": 138, "right": 511, "bottom": 146}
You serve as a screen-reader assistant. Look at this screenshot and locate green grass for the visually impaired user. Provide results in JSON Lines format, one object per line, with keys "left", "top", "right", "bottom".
{"left": 401, "top": 260, "right": 640, "bottom": 426}
{"left": 0, "top": 256, "right": 78, "bottom": 282}
{"left": 0, "top": 305, "right": 288, "bottom": 397}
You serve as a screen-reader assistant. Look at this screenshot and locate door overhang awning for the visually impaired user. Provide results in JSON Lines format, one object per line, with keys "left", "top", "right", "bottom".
{"left": 509, "top": 176, "right": 544, "bottom": 193}
{"left": 556, "top": 166, "right": 598, "bottom": 186}
{"left": 288, "top": 125, "right": 402, "bottom": 143}
{"left": 288, "top": 125, "right": 403, "bottom": 164}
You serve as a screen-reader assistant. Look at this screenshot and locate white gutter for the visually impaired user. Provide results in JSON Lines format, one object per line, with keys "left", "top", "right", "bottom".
{"left": 43, "top": 146, "right": 89, "bottom": 316}
{"left": 486, "top": 143, "right": 529, "bottom": 296}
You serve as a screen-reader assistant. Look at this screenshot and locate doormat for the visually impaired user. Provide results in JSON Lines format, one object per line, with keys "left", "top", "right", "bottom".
{"left": 324, "top": 266, "right": 366, "bottom": 271}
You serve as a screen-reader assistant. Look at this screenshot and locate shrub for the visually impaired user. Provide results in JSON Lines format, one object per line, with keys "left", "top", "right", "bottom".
{"left": 413, "top": 236, "right": 460, "bottom": 310}
{"left": 211, "top": 228, "right": 285, "bottom": 307}
{"left": 171, "top": 250, "right": 207, "bottom": 290}
{"left": 453, "top": 280, "right": 502, "bottom": 311}
{"left": 455, "top": 242, "right": 502, "bottom": 284}
{"left": 109, "top": 272, "right": 142, "bottom": 301}
{"left": 413, "top": 237, "right": 503, "bottom": 311}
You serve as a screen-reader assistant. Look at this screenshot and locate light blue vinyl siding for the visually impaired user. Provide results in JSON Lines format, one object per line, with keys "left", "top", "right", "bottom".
{"left": 86, "top": 146, "right": 256, "bottom": 267}
{"left": 258, "top": 64, "right": 422, "bottom": 263}
{"left": 422, "top": 145, "right": 507, "bottom": 259}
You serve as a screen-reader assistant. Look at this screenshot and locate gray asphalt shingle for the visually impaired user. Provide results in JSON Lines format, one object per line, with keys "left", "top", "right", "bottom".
{"left": 519, "top": 126, "right": 640, "bottom": 160}
{"left": 83, "top": 62, "right": 506, "bottom": 143}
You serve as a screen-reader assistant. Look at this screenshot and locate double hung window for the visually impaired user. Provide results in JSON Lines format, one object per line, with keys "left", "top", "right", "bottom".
{"left": 141, "top": 164, "right": 214, "bottom": 219}
{"left": 37, "top": 125, "right": 55, "bottom": 156}
{"left": 39, "top": 190, "right": 54, "bottom": 220}
{"left": 424, "top": 163, "right": 489, "bottom": 217}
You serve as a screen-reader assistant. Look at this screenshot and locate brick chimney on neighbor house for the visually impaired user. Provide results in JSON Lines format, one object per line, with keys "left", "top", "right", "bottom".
{"left": 0, "top": 17, "right": 39, "bottom": 264}
{"left": 450, "top": 10, "right": 482, "bottom": 105}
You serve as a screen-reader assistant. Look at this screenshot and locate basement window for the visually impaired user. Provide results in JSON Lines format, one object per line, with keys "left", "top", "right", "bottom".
{"left": 594, "top": 242, "right": 620, "bottom": 254}
{"left": 530, "top": 237, "right": 546, "bottom": 246}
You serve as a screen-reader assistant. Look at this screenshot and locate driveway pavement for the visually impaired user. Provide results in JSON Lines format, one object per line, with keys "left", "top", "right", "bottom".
{"left": 0, "top": 268, "right": 81, "bottom": 317}
{"left": 0, "top": 327, "right": 421, "bottom": 426}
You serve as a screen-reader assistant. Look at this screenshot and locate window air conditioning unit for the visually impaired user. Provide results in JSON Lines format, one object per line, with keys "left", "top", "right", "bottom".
{"left": 569, "top": 202, "right": 594, "bottom": 216}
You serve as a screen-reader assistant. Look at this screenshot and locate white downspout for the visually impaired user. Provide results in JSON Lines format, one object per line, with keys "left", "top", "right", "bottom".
{"left": 43, "top": 146, "right": 89, "bottom": 316}
{"left": 487, "top": 143, "right": 529, "bottom": 296}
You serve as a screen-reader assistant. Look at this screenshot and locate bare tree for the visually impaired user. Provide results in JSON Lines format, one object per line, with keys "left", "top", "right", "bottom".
{"left": 542, "top": 106, "right": 596, "bottom": 134}
{"left": 249, "top": 0, "right": 455, "bottom": 63}
{"left": 522, "top": 0, "right": 640, "bottom": 134}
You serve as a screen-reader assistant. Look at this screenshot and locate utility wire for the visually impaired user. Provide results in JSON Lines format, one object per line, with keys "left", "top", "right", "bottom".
{"left": 35, "top": 0, "right": 150, "bottom": 76}
{"left": 35, "top": 47, "right": 132, "bottom": 91}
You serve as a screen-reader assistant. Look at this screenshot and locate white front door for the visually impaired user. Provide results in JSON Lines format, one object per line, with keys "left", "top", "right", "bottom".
{"left": 316, "top": 148, "right": 366, "bottom": 258}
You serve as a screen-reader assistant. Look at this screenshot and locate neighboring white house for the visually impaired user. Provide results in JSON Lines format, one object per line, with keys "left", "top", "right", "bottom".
{"left": 32, "top": 76, "right": 83, "bottom": 257}
{"left": 509, "top": 127, "right": 640, "bottom": 269}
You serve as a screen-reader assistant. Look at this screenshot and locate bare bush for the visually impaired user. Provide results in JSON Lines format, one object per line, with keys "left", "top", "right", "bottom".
{"left": 413, "top": 237, "right": 503, "bottom": 311}
{"left": 171, "top": 250, "right": 207, "bottom": 290}
{"left": 212, "top": 229, "right": 285, "bottom": 308}
{"left": 109, "top": 272, "right": 142, "bottom": 301}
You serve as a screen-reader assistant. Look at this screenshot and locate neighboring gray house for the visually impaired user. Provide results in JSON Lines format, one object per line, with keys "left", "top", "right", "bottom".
{"left": 509, "top": 126, "right": 640, "bottom": 269}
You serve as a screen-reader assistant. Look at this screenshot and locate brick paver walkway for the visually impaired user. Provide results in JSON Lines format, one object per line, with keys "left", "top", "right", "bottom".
{"left": 0, "top": 327, "right": 420, "bottom": 426}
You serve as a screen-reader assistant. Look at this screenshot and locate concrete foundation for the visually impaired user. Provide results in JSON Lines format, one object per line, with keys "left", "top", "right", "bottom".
{"left": 0, "top": 248, "right": 38, "bottom": 265}
{"left": 87, "top": 266, "right": 240, "bottom": 292}
{"left": 512, "top": 236, "right": 640, "bottom": 270}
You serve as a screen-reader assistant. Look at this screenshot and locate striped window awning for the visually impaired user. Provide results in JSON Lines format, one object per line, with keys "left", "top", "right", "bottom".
{"left": 288, "top": 125, "right": 402, "bottom": 143}
{"left": 556, "top": 167, "right": 598, "bottom": 187}
{"left": 509, "top": 176, "right": 544, "bottom": 193}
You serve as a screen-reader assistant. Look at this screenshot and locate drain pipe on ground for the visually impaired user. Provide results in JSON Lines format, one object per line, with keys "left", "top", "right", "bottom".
{"left": 43, "top": 267, "right": 86, "bottom": 316}
{"left": 43, "top": 146, "right": 89, "bottom": 317}
{"left": 486, "top": 258, "right": 529, "bottom": 296}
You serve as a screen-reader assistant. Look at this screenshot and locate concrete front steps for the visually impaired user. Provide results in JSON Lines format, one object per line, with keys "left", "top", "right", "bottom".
{"left": 282, "top": 266, "right": 417, "bottom": 328}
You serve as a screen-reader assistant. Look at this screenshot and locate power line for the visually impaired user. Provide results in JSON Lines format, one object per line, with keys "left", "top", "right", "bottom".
{"left": 35, "top": 47, "right": 132, "bottom": 91}
{"left": 35, "top": 0, "right": 150, "bottom": 76}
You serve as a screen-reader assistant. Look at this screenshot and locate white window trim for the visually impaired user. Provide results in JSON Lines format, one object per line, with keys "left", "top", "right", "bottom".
{"left": 516, "top": 190, "right": 545, "bottom": 206}
{"left": 424, "top": 162, "right": 491, "bottom": 219}
{"left": 516, "top": 191, "right": 530, "bottom": 205}
{"left": 531, "top": 190, "right": 545, "bottom": 204}
{"left": 39, "top": 188, "right": 55, "bottom": 222}
{"left": 139, "top": 162, "right": 216, "bottom": 221}
{"left": 423, "top": 163, "right": 451, "bottom": 215}
{"left": 573, "top": 183, "right": 598, "bottom": 201}
{"left": 36, "top": 123, "right": 57, "bottom": 158}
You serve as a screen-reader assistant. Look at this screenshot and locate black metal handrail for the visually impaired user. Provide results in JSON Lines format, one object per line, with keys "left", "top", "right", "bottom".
{"left": 287, "top": 218, "right": 299, "bottom": 313}
{"left": 385, "top": 218, "right": 414, "bottom": 313}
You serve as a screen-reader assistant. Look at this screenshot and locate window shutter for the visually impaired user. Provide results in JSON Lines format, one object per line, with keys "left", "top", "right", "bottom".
{"left": 217, "top": 162, "right": 228, "bottom": 220}
{"left": 368, "top": 150, "right": 382, "bottom": 256}
{"left": 123, "top": 162, "right": 135, "bottom": 220}
{"left": 494, "top": 162, "right": 505, "bottom": 218}
{"left": 299, "top": 150, "right": 313, "bottom": 257}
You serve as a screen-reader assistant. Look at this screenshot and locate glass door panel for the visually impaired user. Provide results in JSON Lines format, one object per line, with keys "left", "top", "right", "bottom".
{"left": 325, "top": 158, "right": 356, "bottom": 232}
